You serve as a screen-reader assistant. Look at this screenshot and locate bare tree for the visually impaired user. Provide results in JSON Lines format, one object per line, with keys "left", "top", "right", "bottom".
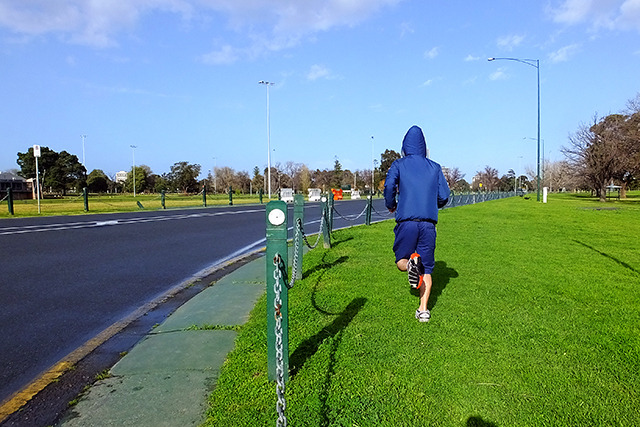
{"left": 562, "top": 115, "right": 620, "bottom": 202}
{"left": 283, "top": 161, "right": 303, "bottom": 191}
{"left": 474, "top": 166, "right": 500, "bottom": 191}
{"left": 443, "top": 167, "right": 465, "bottom": 190}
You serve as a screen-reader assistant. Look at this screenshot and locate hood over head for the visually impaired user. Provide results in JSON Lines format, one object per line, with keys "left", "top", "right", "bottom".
{"left": 401, "top": 125, "right": 427, "bottom": 157}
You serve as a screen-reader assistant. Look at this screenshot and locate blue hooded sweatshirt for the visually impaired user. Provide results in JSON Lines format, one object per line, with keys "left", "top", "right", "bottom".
{"left": 383, "top": 125, "right": 450, "bottom": 223}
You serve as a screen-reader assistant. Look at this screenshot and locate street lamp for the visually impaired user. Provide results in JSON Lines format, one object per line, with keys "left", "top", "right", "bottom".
{"left": 371, "top": 136, "right": 374, "bottom": 194}
{"left": 130, "top": 145, "right": 137, "bottom": 197}
{"left": 81, "top": 134, "right": 87, "bottom": 170}
{"left": 488, "top": 57, "right": 541, "bottom": 201}
{"left": 258, "top": 80, "right": 275, "bottom": 199}
{"left": 212, "top": 157, "right": 217, "bottom": 194}
{"left": 524, "top": 136, "right": 545, "bottom": 191}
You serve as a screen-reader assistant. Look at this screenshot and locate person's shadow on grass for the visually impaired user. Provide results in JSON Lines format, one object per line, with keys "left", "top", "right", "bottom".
{"left": 467, "top": 416, "right": 498, "bottom": 426}
{"left": 410, "top": 260, "right": 458, "bottom": 311}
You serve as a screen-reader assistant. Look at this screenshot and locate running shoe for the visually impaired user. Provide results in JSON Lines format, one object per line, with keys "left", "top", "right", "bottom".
{"left": 407, "top": 252, "right": 424, "bottom": 289}
{"left": 415, "top": 309, "right": 431, "bottom": 322}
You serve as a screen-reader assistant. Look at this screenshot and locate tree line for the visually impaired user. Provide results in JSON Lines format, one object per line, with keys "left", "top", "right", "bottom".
{"left": 17, "top": 97, "right": 638, "bottom": 201}
{"left": 11, "top": 144, "right": 532, "bottom": 197}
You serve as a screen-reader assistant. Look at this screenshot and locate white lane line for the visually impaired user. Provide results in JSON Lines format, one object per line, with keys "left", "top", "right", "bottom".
{"left": 0, "top": 208, "right": 265, "bottom": 236}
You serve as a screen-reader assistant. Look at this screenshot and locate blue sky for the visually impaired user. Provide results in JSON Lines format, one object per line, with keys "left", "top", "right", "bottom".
{"left": 1, "top": 0, "right": 639, "bottom": 182}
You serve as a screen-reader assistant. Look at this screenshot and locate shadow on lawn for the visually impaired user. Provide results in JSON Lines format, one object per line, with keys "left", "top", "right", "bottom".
{"left": 411, "top": 260, "right": 458, "bottom": 310}
{"left": 573, "top": 239, "right": 640, "bottom": 275}
{"left": 467, "top": 416, "right": 498, "bottom": 426}
{"left": 288, "top": 297, "right": 367, "bottom": 426}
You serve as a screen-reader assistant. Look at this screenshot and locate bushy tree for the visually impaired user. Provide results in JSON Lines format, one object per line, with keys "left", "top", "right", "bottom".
{"left": 125, "top": 166, "right": 149, "bottom": 194}
{"left": 169, "top": 161, "right": 201, "bottom": 194}
{"left": 379, "top": 149, "right": 401, "bottom": 176}
{"left": 87, "top": 169, "right": 110, "bottom": 193}
{"left": 17, "top": 146, "right": 86, "bottom": 195}
{"left": 332, "top": 157, "right": 343, "bottom": 188}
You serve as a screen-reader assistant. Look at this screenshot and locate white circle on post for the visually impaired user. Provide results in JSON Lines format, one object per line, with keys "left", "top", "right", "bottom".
{"left": 268, "top": 209, "right": 285, "bottom": 226}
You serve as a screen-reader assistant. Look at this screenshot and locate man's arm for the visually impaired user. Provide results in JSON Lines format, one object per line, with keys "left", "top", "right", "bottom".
{"left": 384, "top": 163, "right": 399, "bottom": 212}
{"left": 436, "top": 168, "right": 450, "bottom": 209}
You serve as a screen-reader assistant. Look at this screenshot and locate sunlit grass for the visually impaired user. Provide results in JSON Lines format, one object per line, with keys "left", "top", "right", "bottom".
{"left": 204, "top": 193, "right": 640, "bottom": 426}
{"left": 0, "top": 193, "right": 265, "bottom": 218}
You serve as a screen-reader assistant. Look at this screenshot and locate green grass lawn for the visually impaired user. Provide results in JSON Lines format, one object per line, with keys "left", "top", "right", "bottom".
{"left": 0, "top": 193, "right": 265, "bottom": 218}
{"left": 204, "top": 193, "right": 640, "bottom": 426}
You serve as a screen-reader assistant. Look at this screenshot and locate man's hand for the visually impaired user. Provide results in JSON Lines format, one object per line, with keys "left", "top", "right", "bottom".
{"left": 388, "top": 207, "right": 396, "bottom": 213}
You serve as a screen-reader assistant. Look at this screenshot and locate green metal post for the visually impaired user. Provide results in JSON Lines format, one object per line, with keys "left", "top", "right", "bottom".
{"left": 328, "top": 192, "right": 334, "bottom": 232}
{"left": 83, "top": 187, "right": 89, "bottom": 212}
{"left": 293, "top": 194, "right": 304, "bottom": 280}
{"left": 266, "top": 200, "right": 289, "bottom": 382}
{"left": 202, "top": 184, "right": 207, "bottom": 207}
{"left": 321, "top": 195, "right": 331, "bottom": 249}
{"left": 366, "top": 195, "right": 372, "bottom": 225}
{"left": 228, "top": 186, "right": 233, "bottom": 205}
{"left": 161, "top": 190, "right": 166, "bottom": 209}
{"left": 7, "top": 188, "right": 14, "bottom": 215}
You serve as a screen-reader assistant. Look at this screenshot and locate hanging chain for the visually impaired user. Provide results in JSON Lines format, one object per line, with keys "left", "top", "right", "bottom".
{"left": 331, "top": 203, "right": 369, "bottom": 222}
{"left": 288, "top": 223, "right": 301, "bottom": 289}
{"left": 299, "top": 213, "right": 325, "bottom": 249}
{"left": 273, "top": 255, "right": 287, "bottom": 427}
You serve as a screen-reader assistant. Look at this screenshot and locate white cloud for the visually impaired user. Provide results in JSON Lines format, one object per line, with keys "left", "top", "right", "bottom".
{"left": 489, "top": 68, "right": 507, "bottom": 81}
{"left": 307, "top": 64, "right": 334, "bottom": 81}
{"left": 201, "top": 44, "right": 239, "bottom": 65}
{"left": 399, "top": 21, "right": 414, "bottom": 37}
{"left": 0, "top": 0, "right": 402, "bottom": 50}
{"left": 421, "top": 79, "right": 433, "bottom": 87}
{"left": 464, "top": 54, "right": 480, "bottom": 61}
{"left": 548, "top": 43, "right": 580, "bottom": 62}
{"left": 548, "top": 0, "right": 640, "bottom": 32}
{"left": 0, "top": 0, "right": 193, "bottom": 47}
{"left": 424, "top": 47, "right": 439, "bottom": 59}
{"left": 496, "top": 34, "right": 525, "bottom": 51}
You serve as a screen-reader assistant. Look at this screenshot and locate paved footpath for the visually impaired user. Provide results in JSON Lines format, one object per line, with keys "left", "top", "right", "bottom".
{"left": 57, "top": 255, "right": 266, "bottom": 427}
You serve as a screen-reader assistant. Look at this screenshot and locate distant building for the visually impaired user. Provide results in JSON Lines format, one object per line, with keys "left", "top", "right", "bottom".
{"left": 0, "top": 171, "right": 33, "bottom": 200}
{"left": 115, "top": 171, "right": 128, "bottom": 183}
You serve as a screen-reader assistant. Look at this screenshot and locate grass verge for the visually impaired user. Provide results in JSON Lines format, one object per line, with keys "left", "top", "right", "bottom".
{"left": 0, "top": 193, "right": 264, "bottom": 218}
{"left": 204, "top": 193, "right": 640, "bottom": 426}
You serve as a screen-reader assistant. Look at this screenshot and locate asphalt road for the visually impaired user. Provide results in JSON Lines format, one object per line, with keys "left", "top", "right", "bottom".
{"left": 0, "top": 198, "right": 390, "bottom": 405}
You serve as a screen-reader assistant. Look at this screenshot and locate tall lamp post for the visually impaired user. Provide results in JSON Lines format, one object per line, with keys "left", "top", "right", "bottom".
{"left": 371, "top": 136, "right": 374, "bottom": 194}
{"left": 130, "top": 145, "right": 137, "bottom": 197}
{"left": 488, "top": 57, "right": 540, "bottom": 201}
{"left": 212, "top": 157, "right": 217, "bottom": 194}
{"left": 81, "top": 134, "right": 87, "bottom": 171}
{"left": 258, "top": 80, "right": 275, "bottom": 199}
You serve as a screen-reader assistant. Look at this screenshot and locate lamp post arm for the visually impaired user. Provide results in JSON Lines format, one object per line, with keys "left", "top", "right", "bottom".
{"left": 488, "top": 57, "right": 538, "bottom": 69}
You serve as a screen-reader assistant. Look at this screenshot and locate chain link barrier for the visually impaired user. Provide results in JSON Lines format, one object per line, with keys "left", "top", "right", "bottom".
{"left": 331, "top": 203, "right": 368, "bottom": 222}
{"left": 368, "top": 191, "right": 516, "bottom": 218}
{"left": 267, "top": 190, "right": 516, "bottom": 426}
{"left": 268, "top": 201, "right": 330, "bottom": 426}
{"left": 272, "top": 255, "right": 287, "bottom": 427}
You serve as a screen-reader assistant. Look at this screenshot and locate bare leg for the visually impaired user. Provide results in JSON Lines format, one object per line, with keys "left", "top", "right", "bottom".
{"left": 418, "top": 274, "right": 432, "bottom": 312}
{"left": 397, "top": 259, "right": 409, "bottom": 271}
{"left": 398, "top": 260, "right": 432, "bottom": 311}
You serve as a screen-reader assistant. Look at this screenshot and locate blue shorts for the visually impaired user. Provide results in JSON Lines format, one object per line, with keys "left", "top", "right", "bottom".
{"left": 393, "top": 221, "right": 436, "bottom": 274}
